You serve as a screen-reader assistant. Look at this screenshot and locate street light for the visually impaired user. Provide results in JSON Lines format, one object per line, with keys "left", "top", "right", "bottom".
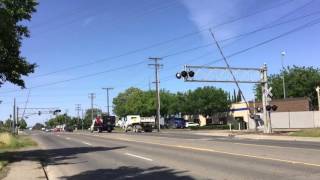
{"left": 281, "top": 51, "right": 286, "bottom": 99}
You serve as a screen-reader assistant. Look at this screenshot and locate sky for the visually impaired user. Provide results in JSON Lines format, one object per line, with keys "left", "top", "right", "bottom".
{"left": 1, "top": 0, "right": 320, "bottom": 126}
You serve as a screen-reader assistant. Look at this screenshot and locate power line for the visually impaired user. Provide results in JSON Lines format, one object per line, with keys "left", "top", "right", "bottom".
{"left": 159, "top": 17, "right": 320, "bottom": 84}
{"left": 29, "top": 0, "right": 293, "bottom": 79}
{"left": 6, "top": 15, "right": 320, "bottom": 95}
{"left": 1, "top": 60, "right": 146, "bottom": 94}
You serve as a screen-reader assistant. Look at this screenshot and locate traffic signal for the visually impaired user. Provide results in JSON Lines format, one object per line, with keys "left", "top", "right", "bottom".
{"left": 176, "top": 70, "right": 195, "bottom": 79}
{"left": 53, "top": 109, "right": 61, "bottom": 115}
{"left": 188, "top": 71, "right": 195, "bottom": 77}
{"left": 181, "top": 71, "right": 188, "bottom": 78}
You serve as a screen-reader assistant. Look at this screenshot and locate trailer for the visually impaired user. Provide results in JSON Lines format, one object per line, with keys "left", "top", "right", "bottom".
{"left": 123, "top": 115, "right": 155, "bottom": 132}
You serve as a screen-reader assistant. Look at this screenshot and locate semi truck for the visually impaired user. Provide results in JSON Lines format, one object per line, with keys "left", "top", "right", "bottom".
{"left": 123, "top": 115, "right": 155, "bottom": 132}
{"left": 90, "top": 114, "right": 116, "bottom": 133}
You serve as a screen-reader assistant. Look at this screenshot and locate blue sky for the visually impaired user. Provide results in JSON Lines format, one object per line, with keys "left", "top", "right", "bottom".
{"left": 1, "top": 0, "right": 320, "bottom": 125}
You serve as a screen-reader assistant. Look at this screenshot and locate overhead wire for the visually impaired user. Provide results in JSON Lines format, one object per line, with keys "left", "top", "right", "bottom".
{"left": 4, "top": 11, "right": 319, "bottom": 95}
{"left": 28, "top": 0, "right": 294, "bottom": 79}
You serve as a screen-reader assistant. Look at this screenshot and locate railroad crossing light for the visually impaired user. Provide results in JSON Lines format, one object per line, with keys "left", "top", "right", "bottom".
{"left": 176, "top": 72, "right": 182, "bottom": 79}
{"left": 266, "top": 105, "right": 272, "bottom": 111}
{"left": 181, "top": 71, "right": 188, "bottom": 78}
{"left": 266, "top": 105, "right": 278, "bottom": 111}
{"left": 176, "top": 70, "right": 195, "bottom": 79}
{"left": 188, "top": 71, "right": 195, "bottom": 78}
{"left": 256, "top": 107, "right": 263, "bottom": 112}
{"left": 272, "top": 105, "right": 278, "bottom": 111}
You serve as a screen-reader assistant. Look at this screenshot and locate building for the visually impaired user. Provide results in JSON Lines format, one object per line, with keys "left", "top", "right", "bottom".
{"left": 229, "top": 97, "right": 312, "bottom": 130}
{"left": 249, "top": 97, "right": 312, "bottom": 112}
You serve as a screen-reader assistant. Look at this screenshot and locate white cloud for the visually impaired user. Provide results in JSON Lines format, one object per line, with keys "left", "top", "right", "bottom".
{"left": 181, "top": 0, "right": 244, "bottom": 40}
{"left": 82, "top": 16, "right": 95, "bottom": 27}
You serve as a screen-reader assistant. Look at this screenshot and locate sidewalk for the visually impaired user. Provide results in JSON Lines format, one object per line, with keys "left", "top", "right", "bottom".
{"left": 193, "top": 130, "right": 320, "bottom": 142}
{"left": 3, "top": 160, "right": 47, "bottom": 180}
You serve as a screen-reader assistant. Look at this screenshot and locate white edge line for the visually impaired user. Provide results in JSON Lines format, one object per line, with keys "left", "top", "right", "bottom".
{"left": 82, "top": 141, "right": 92, "bottom": 146}
{"left": 125, "top": 153, "right": 153, "bottom": 161}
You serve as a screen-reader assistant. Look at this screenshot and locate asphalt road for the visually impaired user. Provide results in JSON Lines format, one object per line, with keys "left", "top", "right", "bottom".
{"left": 29, "top": 131, "right": 320, "bottom": 180}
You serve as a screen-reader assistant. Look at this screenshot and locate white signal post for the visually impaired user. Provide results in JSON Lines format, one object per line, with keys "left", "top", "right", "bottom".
{"left": 316, "top": 86, "right": 320, "bottom": 111}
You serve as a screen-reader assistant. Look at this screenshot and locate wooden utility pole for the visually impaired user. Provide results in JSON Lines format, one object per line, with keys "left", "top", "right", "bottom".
{"left": 149, "top": 57, "right": 162, "bottom": 132}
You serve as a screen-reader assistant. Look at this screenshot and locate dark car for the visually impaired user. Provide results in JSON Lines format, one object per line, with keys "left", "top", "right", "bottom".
{"left": 166, "top": 118, "right": 186, "bottom": 129}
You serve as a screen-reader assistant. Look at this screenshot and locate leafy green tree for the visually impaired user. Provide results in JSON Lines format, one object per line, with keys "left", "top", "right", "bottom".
{"left": 0, "top": 0, "right": 38, "bottom": 88}
{"left": 19, "top": 119, "right": 27, "bottom": 129}
{"left": 233, "top": 89, "right": 236, "bottom": 103}
{"left": 236, "top": 90, "right": 242, "bottom": 102}
{"left": 45, "top": 114, "right": 72, "bottom": 128}
{"left": 255, "top": 66, "right": 320, "bottom": 109}
{"left": 32, "top": 123, "right": 44, "bottom": 130}
{"left": 4, "top": 119, "right": 12, "bottom": 128}
{"left": 185, "top": 86, "right": 230, "bottom": 116}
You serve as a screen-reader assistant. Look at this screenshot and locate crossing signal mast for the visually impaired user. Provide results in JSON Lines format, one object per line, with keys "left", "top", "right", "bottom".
{"left": 176, "top": 30, "right": 277, "bottom": 134}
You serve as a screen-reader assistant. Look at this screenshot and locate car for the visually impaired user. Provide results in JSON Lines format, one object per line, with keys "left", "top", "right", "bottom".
{"left": 166, "top": 118, "right": 186, "bottom": 129}
{"left": 185, "top": 122, "right": 200, "bottom": 128}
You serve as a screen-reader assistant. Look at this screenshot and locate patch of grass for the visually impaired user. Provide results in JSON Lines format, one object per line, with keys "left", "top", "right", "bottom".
{"left": 289, "top": 129, "right": 320, "bottom": 137}
{"left": 0, "top": 133, "right": 37, "bottom": 172}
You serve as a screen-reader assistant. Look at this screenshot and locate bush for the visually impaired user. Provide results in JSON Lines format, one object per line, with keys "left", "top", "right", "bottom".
{"left": 190, "top": 124, "right": 233, "bottom": 130}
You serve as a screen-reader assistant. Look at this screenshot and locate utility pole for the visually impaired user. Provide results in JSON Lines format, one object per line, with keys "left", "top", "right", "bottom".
{"left": 102, "top": 87, "right": 114, "bottom": 115}
{"left": 13, "top": 98, "right": 16, "bottom": 134}
{"left": 88, "top": 93, "right": 96, "bottom": 122}
{"left": 316, "top": 86, "right": 320, "bottom": 111}
{"left": 281, "top": 51, "right": 286, "bottom": 99}
{"left": 75, "top": 104, "right": 81, "bottom": 130}
{"left": 149, "top": 57, "right": 162, "bottom": 132}
{"left": 81, "top": 109, "right": 84, "bottom": 131}
{"left": 16, "top": 107, "right": 19, "bottom": 135}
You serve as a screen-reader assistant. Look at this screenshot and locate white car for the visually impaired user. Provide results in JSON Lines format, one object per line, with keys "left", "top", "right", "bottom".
{"left": 185, "top": 122, "right": 200, "bottom": 127}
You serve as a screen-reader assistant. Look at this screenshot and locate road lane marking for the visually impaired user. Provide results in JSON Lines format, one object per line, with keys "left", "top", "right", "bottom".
{"left": 65, "top": 137, "right": 71, "bottom": 140}
{"left": 231, "top": 142, "right": 320, "bottom": 151}
{"left": 125, "top": 153, "right": 153, "bottom": 161}
{"left": 78, "top": 134, "right": 320, "bottom": 168}
{"left": 81, "top": 141, "right": 92, "bottom": 146}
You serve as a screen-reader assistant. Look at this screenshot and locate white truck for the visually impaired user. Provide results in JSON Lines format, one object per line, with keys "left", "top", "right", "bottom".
{"left": 123, "top": 115, "right": 155, "bottom": 132}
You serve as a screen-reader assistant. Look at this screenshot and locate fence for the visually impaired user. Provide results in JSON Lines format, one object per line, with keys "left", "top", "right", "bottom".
{"left": 268, "top": 111, "right": 320, "bottom": 129}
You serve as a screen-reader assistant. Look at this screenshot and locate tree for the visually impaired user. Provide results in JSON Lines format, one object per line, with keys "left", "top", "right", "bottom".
{"left": 0, "top": 0, "right": 38, "bottom": 88}
{"left": 4, "top": 119, "right": 12, "bottom": 128}
{"left": 83, "top": 108, "right": 102, "bottom": 129}
{"left": 32, "top": 123, "right": 44, "bottom": 130}
{"left": 19, "top": 119, "right": 27, "bottom": 129}
{"left": 233, "top": 89, "right": 236, "bottom": 103}
{"left": 236, "top": 90, "right": 242, "bottom": 102}
{"left": 255, "top": 66, "right": 320, "bottom": 109}
{"left": 185, "top": 86, "right": 230, "bottom": 117}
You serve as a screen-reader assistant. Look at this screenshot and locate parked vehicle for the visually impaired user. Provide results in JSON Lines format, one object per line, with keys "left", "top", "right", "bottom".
{"left": 90, "top": 114, "right": 116, "bottom": 133}
{"left": 166, "top": 117, "right": 186, "bottom": 129}
{"left": 185, "top": 122, "right": 200, "bottom": 127}
{"left": 123, "top": 115, "right": 155, "bottom": 132}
